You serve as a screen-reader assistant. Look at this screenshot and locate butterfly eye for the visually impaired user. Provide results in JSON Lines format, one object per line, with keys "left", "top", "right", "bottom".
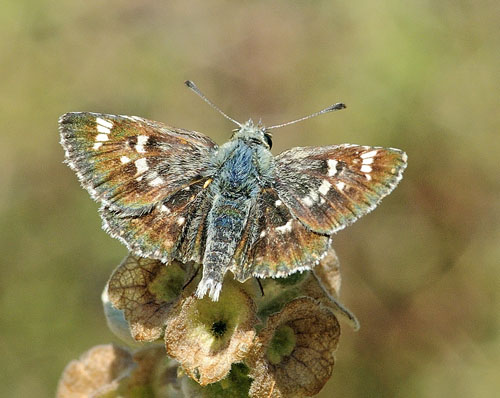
{"left": 264, "top": 133, "right": 273, "bottom": 149}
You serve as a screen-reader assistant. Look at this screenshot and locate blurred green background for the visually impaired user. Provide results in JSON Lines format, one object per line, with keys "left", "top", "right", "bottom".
{"left": 1, "top": 0, "right": 499, "bottom": 397}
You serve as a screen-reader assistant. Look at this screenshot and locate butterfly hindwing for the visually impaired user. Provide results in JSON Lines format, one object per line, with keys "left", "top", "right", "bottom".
{"left": 60, "top": 112, "right": 217, "bottom": 214}
{"left": 101, "top": 177, "right": 212, "bottom": 262}
{"left": 274, "top": 145, "right": 407, "bottom": 234}
{"left": 231, "top": 188, "right": 330, "bottom": 281}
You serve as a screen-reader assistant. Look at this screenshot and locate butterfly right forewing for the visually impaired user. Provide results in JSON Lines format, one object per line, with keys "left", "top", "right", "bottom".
{"left": 274, "top": 144, "right": 407, "bottom": 235}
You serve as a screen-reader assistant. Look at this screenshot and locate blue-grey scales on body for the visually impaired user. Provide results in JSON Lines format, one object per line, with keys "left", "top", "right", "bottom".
{"left": 196, "top": 122, "right": 275, "bottom": 299}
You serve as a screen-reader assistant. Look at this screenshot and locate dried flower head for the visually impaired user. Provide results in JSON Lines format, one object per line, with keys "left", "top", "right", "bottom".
{"left": 165, "top": 279, "right": 257, "bottom": 386}
{"left": 107, "top": 254, "right": 191, "bottom": 341}
{"left": 56, "top": 344, "right": 135, "bottom": 398}
{"left": 57, "top": 344, "right": 185, "bottom": 398}
{"left": 247, "top": 297, "right": 341, "bottom": 398}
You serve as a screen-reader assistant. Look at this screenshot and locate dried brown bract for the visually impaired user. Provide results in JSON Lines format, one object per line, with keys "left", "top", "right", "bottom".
{"left": 247, "top": 298, "right": 341, "bottom": 398}
{"left": 56, "top": 344, "right": 134, "bottom": 398}
{"left": 107, "top": 254, "right": 191, "bottom": 341}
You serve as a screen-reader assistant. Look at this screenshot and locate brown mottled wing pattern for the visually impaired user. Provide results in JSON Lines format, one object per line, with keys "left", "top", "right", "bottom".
{"left": 231, "top": 144, "right": 406, "bottom": 281}
{"left": 274, "top": 145, "right": 407, "bottom": 234}
{"left": 101, "top": 178, "right": 212, "bottom": 263}
{"left": 59, "top": 112, "right": 217, "bottom": 214}
{"left": 60, "top": 112, "right": 217, "bottom": 262}
{"left": 231, "top": 188, "right": 330, "bottom": 281}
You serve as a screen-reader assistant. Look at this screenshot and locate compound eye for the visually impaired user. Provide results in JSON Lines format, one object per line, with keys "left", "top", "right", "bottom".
{"left": 263, "top": 133, "right": 273, "bottom": 149}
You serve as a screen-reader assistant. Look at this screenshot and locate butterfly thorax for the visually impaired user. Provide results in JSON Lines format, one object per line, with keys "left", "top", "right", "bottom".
{"left": 209, "top": 121, "right": 275, "bottom": 195}
{"left": 214, "top": 141, "right": 261, "bottom": 197}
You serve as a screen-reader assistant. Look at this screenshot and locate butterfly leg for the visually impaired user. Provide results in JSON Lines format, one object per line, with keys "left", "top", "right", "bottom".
{"left": 182, "top": 264, "right": 200, "bottom": 290}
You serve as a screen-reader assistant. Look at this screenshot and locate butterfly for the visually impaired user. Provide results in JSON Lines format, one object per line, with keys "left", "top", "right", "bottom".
{"left": 60, "top": 81, "right": 407, "bottom": 301}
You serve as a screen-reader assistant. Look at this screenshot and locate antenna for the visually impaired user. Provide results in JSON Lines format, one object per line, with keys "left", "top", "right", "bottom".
{"left": 267, "top": 102, "right": 346, "bottom": 130}
{"left": 184, "top": 80, "right": 242, "bottom": 127}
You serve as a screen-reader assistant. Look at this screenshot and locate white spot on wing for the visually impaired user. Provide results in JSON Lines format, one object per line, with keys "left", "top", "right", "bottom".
{"left": 276, "top": 219, "right": 293, "bottom": 234}
{"left": 95, "top": 134, "right": 109, "bottom": 142}
{"left": 275, "top": 199, "right": 282, "bottom": 207}
{"left": 177, "top": 217, "right": 185, "bottom": 226}
{"left": 93, "top": 142, "right": 102, "bottom": 150}
{"left": 120, "top": 156, "right": 131, "bottom": 164}
{"left": 303, "top": 196, "right": 314, "bottom": 207}
{"left": 149, "top": 176, "right": 164, "bottom": 187}
{"left": 336, "top": 181, "right": 345, "bottom": 191}
{"left": 360, "top": 165, "right": 372, "bottom": 173}
{"left": 96, "top": 117, "right": 113, "bottom": 129}
{"left": 362, "top": 157, "right": 374, "bottom": 165}
{"left": 309, "top": 190, "right": 319, "bottom": 202}
{"left": 361, "top": 150, "right": 378, "bottom": 159}
{"left": 365, "top": 174, "right": 372, "bottom": 181}
{"left": 97, "top": 124, "right": 110, "bottom": 134}
{"left": 260, "top": 230, "right": 266, "bottom": 238}
{"left": 135, "top": 135, "right": 148, "bottom": 153}
{"left": 318, "top": 180, "right": 332, "bottom": 195}
{"left": 161, "top": 205, "right": 171, "bottom": 214}
{"left": 134, "top": 158, "right": 148, "bottom": 175}
{"left": 327, "top": 159, "right": 338, "bottom": 176}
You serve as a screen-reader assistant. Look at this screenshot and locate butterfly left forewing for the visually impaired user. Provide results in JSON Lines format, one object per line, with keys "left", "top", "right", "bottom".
{"left": 60, "top": 112, "right": 217, "bottom": 214}
{"left": 274, "top": 144, "right": 407, "bottom": 234}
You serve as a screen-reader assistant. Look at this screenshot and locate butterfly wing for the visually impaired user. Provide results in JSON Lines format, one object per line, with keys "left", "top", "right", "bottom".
{"left": 273, "top": 144, "right": 407, "bottom": 234}
{"left": 60, "top": 112, "right": 217, "bottom": 262}
{"left": 231, "top": 187, "right": 330, "bottom": 281}
{"left": 59, "top": 112, "right": 217, "bottom": 215}
{"left": 100, "top": 180, "right": 212, "bottom": 263}
{"left": 232, "top": 144, "right": 406, "bottom": 281}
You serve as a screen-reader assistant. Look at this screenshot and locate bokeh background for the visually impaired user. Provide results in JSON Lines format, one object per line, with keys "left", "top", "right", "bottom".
{"left": 1, "top": 0, "right": 499, "bottom": 397}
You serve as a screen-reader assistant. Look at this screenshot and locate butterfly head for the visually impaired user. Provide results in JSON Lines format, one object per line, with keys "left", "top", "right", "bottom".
{"left": 231, "top": 119, "right": 273, "bottom": 149}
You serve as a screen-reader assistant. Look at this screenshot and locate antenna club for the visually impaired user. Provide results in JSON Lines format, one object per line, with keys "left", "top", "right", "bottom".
{"left": 267, "top": 101, "right": 347, "bottom": 130}
{"left": 328, "top": 103, "right": 346, "bottom": 111}
{"left": 184, "top": 80, "right": 195, "bottom": 89}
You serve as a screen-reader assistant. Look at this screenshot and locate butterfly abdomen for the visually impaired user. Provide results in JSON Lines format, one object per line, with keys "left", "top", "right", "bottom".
{"left": 197, "top": 196, "right": 252, "bottom": 300}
